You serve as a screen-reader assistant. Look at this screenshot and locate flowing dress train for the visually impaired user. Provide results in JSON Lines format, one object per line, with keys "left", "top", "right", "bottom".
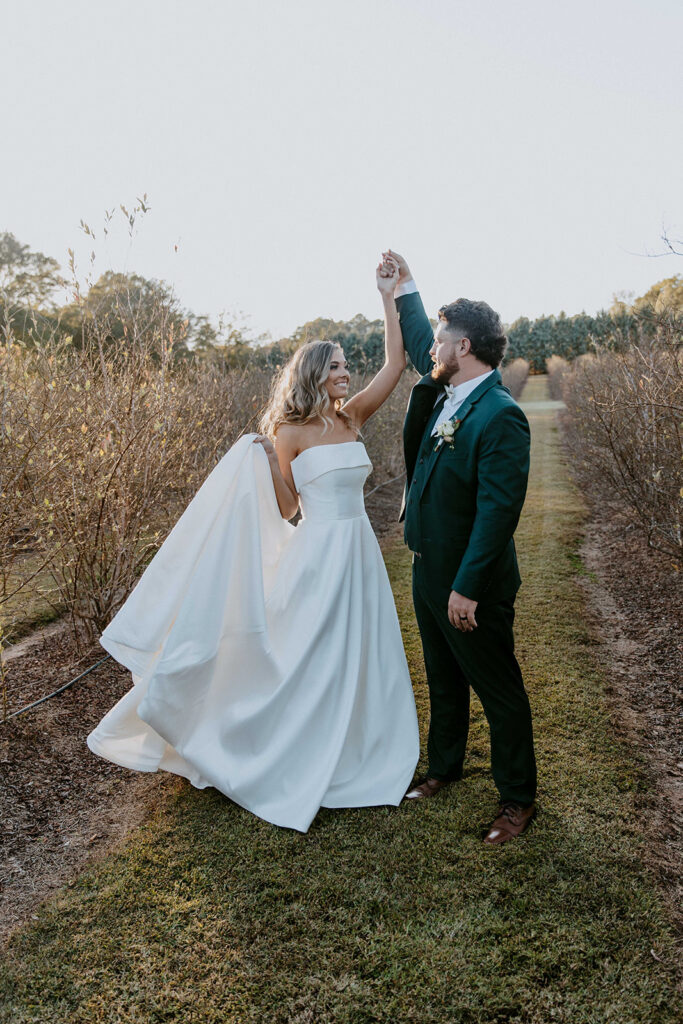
{"left": 87, "top": 437, "right": 419, "bottom": 832}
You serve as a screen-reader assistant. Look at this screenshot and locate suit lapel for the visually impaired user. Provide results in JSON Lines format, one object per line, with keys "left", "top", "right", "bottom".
{"left": 415, "top": 369, "right": 502, "bottom": 500}
{"left": 403, "top": 373, "right": 445, "bottom": 484}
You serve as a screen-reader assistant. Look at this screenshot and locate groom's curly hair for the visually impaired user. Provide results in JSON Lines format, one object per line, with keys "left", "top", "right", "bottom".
{"left": 438, "top": 298, "right": 508, "bottom": 368}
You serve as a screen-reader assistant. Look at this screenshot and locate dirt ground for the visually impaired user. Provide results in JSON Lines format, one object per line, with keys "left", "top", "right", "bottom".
{"left": 0, "top": 630, "right": 169, "bottom": 943}
{"left": 0, "top": 480, "right": 406, "bottom": 945}
{"left": 578, "top": 505, "right": 682, "bottom": 929}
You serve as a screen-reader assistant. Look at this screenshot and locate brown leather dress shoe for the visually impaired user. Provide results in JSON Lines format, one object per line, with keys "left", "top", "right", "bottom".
{"left": 405, "top": 776, "right": 451, "bottom": 800}
{"left": 483, "top": 801, "right": 537, "bottom": 844}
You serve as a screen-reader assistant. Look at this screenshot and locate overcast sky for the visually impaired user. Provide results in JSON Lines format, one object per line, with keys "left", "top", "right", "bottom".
{"left": 2, "top": 0, "right": 681, "bottom": 338}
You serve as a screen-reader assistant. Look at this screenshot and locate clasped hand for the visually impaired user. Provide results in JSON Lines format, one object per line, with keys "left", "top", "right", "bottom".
{"left": 376, "top": 254, "right": 399, "bottom": 294}
{"left": 379, "top": 248, "right": 411, "bottom": 284}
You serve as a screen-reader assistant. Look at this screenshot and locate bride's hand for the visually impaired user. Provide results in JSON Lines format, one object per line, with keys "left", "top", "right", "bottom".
{"left": 376, "top": 256, "right": 399, "bottom": 294}
{"left": 253, "top": 435, "right": 277, "bottom": 461}
{"left": 382, "top": 248, "right": 412, "bottom": 284}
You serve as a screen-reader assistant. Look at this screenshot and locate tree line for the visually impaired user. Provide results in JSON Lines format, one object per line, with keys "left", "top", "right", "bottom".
{"left": 0, "top": 231, "right": 387, "bottom": 373}
{"left": 507, "top": 277, "right": 683, "bottom": 371}
{"left": 2, "top": 229, "right": 681, "bottom": 375}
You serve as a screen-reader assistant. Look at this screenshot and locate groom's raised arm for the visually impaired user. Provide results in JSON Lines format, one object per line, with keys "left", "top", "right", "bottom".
{"left": 395, "top": 290, "right": 434, "bottom": 376}
{"left": 381, "top": 251, "right": 434, "bottom": 376}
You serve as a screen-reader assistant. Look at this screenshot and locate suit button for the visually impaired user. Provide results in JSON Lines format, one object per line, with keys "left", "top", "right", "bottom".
{"left": 419, "top": 458, "right": 424, "bottom": 464}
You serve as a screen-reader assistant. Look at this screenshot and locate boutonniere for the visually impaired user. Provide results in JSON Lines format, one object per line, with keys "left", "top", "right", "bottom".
{"left": 434, "top": 417, "right": 461, "bottom": 452}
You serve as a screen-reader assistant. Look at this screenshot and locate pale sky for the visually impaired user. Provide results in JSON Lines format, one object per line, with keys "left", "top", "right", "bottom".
{"left": 2, "top": 0, "right": 681, "bottom": 339}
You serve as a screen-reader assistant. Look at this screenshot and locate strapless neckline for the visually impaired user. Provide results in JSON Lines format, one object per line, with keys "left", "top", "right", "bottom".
{"left": 291, "top": 440, "right": 365, "bottom": 466}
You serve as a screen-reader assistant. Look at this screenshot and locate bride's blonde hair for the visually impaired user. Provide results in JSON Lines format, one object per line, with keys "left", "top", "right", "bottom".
{"left": 259, "top": 340, "right": 356, "bottom": 440}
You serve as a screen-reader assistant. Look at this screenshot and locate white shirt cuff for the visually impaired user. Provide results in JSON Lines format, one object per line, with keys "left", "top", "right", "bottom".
{"left": 394, "top": 278, "right": 418, "bottom": 298}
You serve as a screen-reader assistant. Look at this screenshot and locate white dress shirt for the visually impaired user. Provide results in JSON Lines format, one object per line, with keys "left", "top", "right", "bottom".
{"left": 394, "top": 277, "right": 494, "bottom": 433}
{"left": 431, "top": 372, "right": 494, "bottom": 433}
{"left": 394, "top": 277, "right": 419, "bottom": 298}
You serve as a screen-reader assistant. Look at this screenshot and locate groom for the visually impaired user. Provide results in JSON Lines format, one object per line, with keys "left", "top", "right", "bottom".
{"left": 382, "top": 250, "right": 537, "bottom": 845}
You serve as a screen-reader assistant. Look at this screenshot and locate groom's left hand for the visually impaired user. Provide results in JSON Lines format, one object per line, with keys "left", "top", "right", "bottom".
{"left": 448, "top": 590, "right": 478, "bottom": 632}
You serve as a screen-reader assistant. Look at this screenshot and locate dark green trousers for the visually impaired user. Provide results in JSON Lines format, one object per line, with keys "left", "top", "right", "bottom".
{"left": 412, "top": 558, "right": 537, "bottom": 806}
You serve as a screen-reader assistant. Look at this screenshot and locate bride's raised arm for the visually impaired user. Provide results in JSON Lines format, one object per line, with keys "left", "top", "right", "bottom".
{"left": 342, "top": 257, "right": 407, "bottom": 429}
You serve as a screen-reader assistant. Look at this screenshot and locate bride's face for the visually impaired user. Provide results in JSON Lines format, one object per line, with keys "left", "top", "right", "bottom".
{"left": 324, "top": 347, "right": 350, "bottom": 401}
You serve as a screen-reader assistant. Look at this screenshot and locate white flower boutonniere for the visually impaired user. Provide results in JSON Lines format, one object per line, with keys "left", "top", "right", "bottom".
{"left": 433, "top": 417, "right": 461, "bottom": 452}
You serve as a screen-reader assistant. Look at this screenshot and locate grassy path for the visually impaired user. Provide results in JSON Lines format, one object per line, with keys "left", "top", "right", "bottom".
{"left": 0, "top": 376, "right": 678, "bottom": 1023}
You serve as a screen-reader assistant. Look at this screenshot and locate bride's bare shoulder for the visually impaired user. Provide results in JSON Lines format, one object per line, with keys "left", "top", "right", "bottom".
{"left": 274, "top": 421, "right": 308, "bottom": 457}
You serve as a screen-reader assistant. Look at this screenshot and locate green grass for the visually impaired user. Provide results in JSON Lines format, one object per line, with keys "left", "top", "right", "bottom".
{"left": 0, "top": 375, "right": 678, "bottom": 1023}
{"left": 565, "top": 550, "right": 598, "bottom": 582}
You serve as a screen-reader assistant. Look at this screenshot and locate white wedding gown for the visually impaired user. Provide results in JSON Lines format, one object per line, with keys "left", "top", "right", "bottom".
{"left": 87, "top": 436, "right": 419, "bottom": 832}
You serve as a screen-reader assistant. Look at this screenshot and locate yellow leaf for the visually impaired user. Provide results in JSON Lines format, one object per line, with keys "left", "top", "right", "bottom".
{"left": 81, "top": 423, "right": 87, "bottom": 433}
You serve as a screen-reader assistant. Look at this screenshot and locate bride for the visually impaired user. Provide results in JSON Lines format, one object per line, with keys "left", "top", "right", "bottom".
{"left": 87, "top": 256, "right": 420, "bottom": 832}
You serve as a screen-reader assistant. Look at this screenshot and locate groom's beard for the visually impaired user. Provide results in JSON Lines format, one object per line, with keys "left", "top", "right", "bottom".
{"left": 431, "top": 355, "right": 460, "bottom": 385}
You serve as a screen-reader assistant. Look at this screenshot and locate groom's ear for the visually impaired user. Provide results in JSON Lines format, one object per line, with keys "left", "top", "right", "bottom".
{"left": 459, "top": 337, "right": 472, "bottom": 355}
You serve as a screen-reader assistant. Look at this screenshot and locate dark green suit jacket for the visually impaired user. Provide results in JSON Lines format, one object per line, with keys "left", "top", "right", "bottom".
{"left": 398, "top": 291, "right": 530, "bottom": 605}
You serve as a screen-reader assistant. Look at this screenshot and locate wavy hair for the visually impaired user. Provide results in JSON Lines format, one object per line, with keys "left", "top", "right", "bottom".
{"left": 259, "top": 340, "right": 356, "bottom": 440}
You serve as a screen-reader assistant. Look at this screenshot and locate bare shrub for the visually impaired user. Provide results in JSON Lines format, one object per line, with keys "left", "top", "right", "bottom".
{"left": 0, "top": 311, "right": 70, "bottom": 649}
{"left": 560, "top": 314, "right": 682, "bottom": 558}
{"left": 546, "top": 355, "right": 570, "bottom": 400}
{"left": 2, "top": 322, "right": 414, "bottom": 646}
{"left": 1, "top": 300, "right": 273, "bottom": 643}
{"left": 501, "top": 358, "right": 530, "bottom": 400}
